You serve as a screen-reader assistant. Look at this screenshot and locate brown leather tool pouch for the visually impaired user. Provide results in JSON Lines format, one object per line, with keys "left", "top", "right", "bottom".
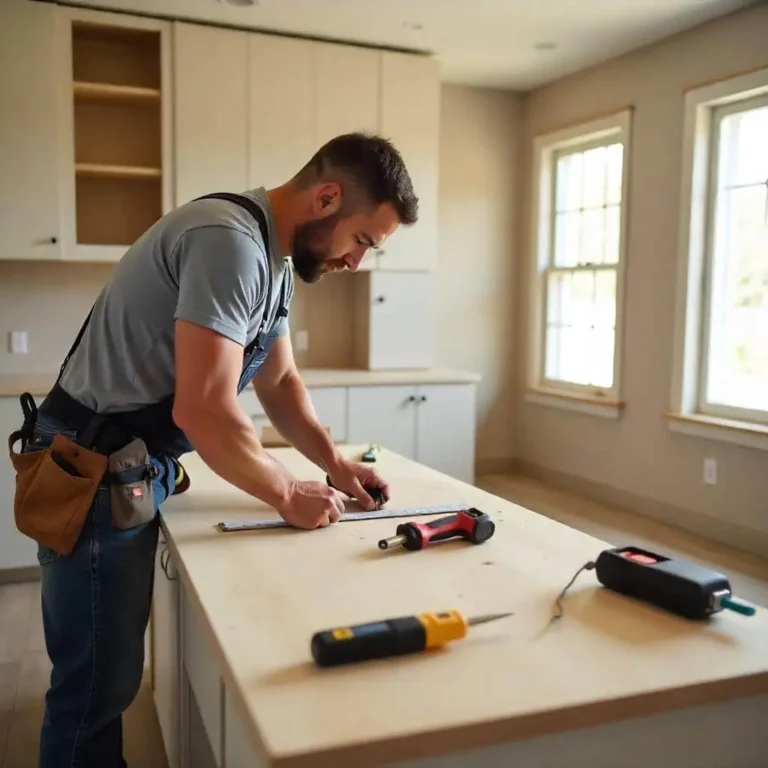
{"left": 9, "top": 429, "right": 107, "bottom": 555}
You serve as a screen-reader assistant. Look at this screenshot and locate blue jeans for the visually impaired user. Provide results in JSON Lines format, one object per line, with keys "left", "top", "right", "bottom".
{"left": 27, "top": 412, "right": 176, "bottom": 768}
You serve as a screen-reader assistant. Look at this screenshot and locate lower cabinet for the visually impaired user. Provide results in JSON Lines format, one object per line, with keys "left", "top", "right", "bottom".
{"left": 347, "top": 384, "right": 476, "bottom": 484}
{"left": 239, "top": 382, "right": 476, "bottom": 484}
{"left": 151, "top": 545, "right": 264, "bottom": 768}
{"left": 0, "top": 397, "right": 41, "bottom": 570}
{"left": 152, "top": 534, "right": 182, "bottom": 768}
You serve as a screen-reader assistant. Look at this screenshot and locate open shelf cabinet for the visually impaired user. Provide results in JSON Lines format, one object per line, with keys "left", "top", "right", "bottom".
{"left": 70, "top": 19, "right": 164, "bottom": 249}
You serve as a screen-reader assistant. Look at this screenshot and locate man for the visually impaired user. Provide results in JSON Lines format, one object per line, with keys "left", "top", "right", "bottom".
{"left": 24, "top": 132, "right": 418, "bottom": 766}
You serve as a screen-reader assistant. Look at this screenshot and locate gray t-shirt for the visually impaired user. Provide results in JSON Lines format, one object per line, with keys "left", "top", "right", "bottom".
{"left": 60, "top": 188, "right": 294, "bottom": 413}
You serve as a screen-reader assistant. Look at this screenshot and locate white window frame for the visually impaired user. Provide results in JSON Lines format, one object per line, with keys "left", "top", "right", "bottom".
{"left": 526, "top": 109, "right": 632, "bottom": 420}
{"left": 669, "top": 67, "right": 768, "bottom": 451}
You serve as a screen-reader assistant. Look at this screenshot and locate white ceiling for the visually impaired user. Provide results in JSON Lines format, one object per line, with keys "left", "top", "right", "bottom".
{"left": 63, "top": 0, "right": 756, "bottom": 89}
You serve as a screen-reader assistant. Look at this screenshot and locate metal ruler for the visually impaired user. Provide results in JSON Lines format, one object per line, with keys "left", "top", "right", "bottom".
{"left": 216, "top": 503, "right": 468, "bottom": 532}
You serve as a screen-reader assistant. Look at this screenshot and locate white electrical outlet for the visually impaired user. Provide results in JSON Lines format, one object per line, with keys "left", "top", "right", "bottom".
{"left": 9, "top": 331, "right": 28, "bottom": 355}
{"left": 295, "top": 330, "right": 309, "bottom": 352}
{"left": 703, "top": 458, "right": 717, "bottom": 485}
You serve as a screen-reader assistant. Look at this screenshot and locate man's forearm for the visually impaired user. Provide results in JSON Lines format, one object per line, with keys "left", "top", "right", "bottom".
{"left": 174, "top": 400, "right": 296, "bottom": 509}
{"left": 255, "top": 371, "right": 343, "bottom": 472}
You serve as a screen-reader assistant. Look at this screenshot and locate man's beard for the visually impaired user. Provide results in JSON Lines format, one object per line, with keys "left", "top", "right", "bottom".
{"left": 291, "top": 214, "right": 340, "bottom": 283}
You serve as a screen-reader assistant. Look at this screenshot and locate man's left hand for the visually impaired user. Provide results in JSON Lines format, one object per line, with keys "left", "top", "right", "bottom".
{"left": 327, "top": 459, "right": 390, "bottom": 511}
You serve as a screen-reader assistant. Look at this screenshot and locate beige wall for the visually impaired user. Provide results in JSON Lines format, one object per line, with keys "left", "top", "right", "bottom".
{"left": 437, "top": 85, "right": 521, "bottom": 466}
{"left": 0, "top": 261, "right": 114, "bottom": 375}
{"left": 516, "top": 3, "right": 768, "bottom": 545}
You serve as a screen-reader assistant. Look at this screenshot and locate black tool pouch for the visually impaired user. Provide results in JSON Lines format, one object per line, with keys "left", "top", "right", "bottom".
{"left": 107, "top": 438, "right": 157, "bottom": 529}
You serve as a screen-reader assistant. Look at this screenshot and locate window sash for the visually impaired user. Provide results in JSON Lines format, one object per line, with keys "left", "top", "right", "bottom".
{"left": 697, "top": 93, "right": 768, "bottom": 425}
{"left": 538, "top": 133, "right": 626, "bottom": 396}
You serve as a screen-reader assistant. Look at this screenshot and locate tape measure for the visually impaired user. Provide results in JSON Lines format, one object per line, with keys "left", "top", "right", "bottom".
{"left": 216, "top": 503, "right": 468, "bottom": 532}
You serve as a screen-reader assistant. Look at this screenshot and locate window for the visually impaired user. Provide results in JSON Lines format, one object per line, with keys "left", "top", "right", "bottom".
{"left": 527, "top": 110, "right": 631, "bottom": 418}
{"left": 670, "top": 68, "right": 768, "bottom": 448}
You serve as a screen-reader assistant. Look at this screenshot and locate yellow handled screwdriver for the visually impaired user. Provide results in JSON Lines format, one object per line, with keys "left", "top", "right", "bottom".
{"left": 310, "top": 610, "right": 513, "bottom": 667}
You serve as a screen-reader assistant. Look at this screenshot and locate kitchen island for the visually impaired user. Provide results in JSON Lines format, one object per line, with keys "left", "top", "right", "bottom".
{"left": 151, "top": 445, "right": 768, "bottom": 768}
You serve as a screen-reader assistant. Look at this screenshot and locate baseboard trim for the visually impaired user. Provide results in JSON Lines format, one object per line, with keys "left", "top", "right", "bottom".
{"left": 476, "top": 457, "right": 517, "bottom": 476}
{"left": 514, "top": 459, "right": 768, "bottom": 560}
{"left": 0, "top": 565, "right": 41, "bottom": 584}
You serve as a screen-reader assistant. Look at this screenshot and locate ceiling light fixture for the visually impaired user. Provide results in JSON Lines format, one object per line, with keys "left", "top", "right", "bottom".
{"left": 402, "top": 21, "right": 424, "bottom": 32}
{"left": 534, "top": 41, "right": 558, "bottom": 51}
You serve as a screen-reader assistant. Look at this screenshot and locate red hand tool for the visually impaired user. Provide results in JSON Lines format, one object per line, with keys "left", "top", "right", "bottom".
{"left": 377, "top": 508, "right": 495, "bottom": 551}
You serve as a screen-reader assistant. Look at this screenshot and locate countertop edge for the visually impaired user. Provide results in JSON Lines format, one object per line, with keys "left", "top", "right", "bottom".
{"left": 270, "top": 674, "right": 768, "bottom": 768}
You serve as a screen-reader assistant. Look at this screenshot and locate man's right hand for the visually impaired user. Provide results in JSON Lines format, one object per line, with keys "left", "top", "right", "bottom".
{"left": 277, "top": 480, "right": 345, "bottom": 529}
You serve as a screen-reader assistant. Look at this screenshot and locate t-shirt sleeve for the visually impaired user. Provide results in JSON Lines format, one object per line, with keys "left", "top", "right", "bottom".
{"left": 173, "top": 225, "right": 266, "bottom": 346}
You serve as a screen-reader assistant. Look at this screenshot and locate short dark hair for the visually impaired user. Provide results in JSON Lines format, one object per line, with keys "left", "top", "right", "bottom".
{"left": 294, "top": 132, "right": 418, "bottom": 226}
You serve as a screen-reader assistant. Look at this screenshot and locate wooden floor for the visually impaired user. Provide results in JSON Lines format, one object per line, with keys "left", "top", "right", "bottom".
{"left": 2, "top": 472, "right": 767, "bottom": 768}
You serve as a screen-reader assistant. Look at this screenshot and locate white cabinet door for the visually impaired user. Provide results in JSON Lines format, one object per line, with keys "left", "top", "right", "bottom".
{"left": 346, "top": 386, "right": 416, "bottom": 460}
{"left": 378, "top": 52, "right": 440, "bottom": 272}
{"left": 0, "top": 399, "right": 38, "bottom": 569}
{"left": 249, "top": 33, "right": 316, "bottom": 190}
{"left": 368, "top": 272, "right": 434, "bottom": 369}
{"left": 152, "top": 536, "right": 181, "bottom": 768}
{"left": 182, "top": 589, "right": 223, "bottom": 766}
{"left": 0, "top": 0, "right": 65, "bottom": 261}
{"left": 316, "top": 42, "right": 379, "bottom": 145}
{"left": 174, "top": 22, "right": 248, "bottom": 204}
{"left": 309, "top": 387, "right": 347, "bottom": 442}
{"left": 415, "top": 385, "right": 476, "bottom": 484}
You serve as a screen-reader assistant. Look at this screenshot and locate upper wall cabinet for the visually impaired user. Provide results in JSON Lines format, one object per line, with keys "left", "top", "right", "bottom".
{"left": 0, "top": 7, "right": 440, "bottom": 269}
{"left": 174, "top": 22, "right": 248, "bottom": 205}
{"left": 316, "top": 42, "right": 380, "bottom": 144}
{"left": 378, "top": 53, "right": 440, "bottom": 273}
{"left": 0, "top": 0, "right": 65, "bottom": 261}
{"left": 248, "top": 33, "right": 316, "bottom": 190}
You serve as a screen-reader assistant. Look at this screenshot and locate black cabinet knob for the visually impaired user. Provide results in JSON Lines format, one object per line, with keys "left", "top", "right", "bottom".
{"left": 50, "top": 236, "right": 57, "bottom": 244}
{"left": 407, "top": 395, "right": 416, "bottom": 403}
{"left": 419, "top": 395, "right": 427, "bottom": 403}
{"left": 375, "top": 296, "right": 386, "bottom": 303}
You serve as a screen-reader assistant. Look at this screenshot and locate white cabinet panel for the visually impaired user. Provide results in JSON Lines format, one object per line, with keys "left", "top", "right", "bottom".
{"left": 0, "top": 0, "right": 66, "bottom": 261}
{"left": 182, "top": 589, "right": 223, "bottom": 766}
{"left": 309, "top": 387, "right": 347, "bottom": 442}
{"left": 0, "top": 398, "right": 39, "bottom": 569}
{"left": 379, "top": 52, "right": 440, "bottom": 272}
{"left": 152, "top": 537, "right": 181, "bottom": 768}
{"left": 366, "top": 272, "right": 434, "bottom": 370}
{"left": 316, "top": 42, "right": 379, "bottom": 145}
{"left": 415, "top": 385, "right": 476, "bottom": 484}
{"left": 224, "top": 689, "right": 268, "bottom": 768}
{"left": 347, "top": 386, "right": 416, "bottom": 460}
{"left": 249, "top": 33, "right": 316, "bottom": 189}
{"left": 173, "top": 22, "right": 248, "bottom": 205}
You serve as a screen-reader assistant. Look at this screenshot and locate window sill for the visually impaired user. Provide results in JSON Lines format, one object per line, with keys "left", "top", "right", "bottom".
{"left": 525, "top": 388, "right": 624, "bottom": 420}
{"left": 665, "top": 412, "right": 768, "bottom": 451}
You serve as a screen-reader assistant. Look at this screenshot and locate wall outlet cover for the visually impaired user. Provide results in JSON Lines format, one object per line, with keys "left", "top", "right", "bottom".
{"left": 9, "top": 331, "right": 28, "bottom": 355}
{"left": 703, "top": 458, "right": 717, "bottom": 485}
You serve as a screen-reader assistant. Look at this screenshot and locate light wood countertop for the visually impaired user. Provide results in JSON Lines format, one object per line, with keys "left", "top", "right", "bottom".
{"left": 160, "top": 445, "right": 768, "bottom": 768}
{"left": 0, "top": 368, "right": 480, "bottom": 398}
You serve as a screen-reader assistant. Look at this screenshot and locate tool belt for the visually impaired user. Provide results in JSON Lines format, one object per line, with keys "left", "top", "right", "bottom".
{"left": 8, "top": 391, "right": 181, "bottom": 556}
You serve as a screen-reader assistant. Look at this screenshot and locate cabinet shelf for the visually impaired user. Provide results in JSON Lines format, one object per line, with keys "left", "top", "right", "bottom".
{"left": 75, "top": 162, "right": 161, "bottom": 180}
{"left": 74, "top": 80, "right": 161, "bottom": 104}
